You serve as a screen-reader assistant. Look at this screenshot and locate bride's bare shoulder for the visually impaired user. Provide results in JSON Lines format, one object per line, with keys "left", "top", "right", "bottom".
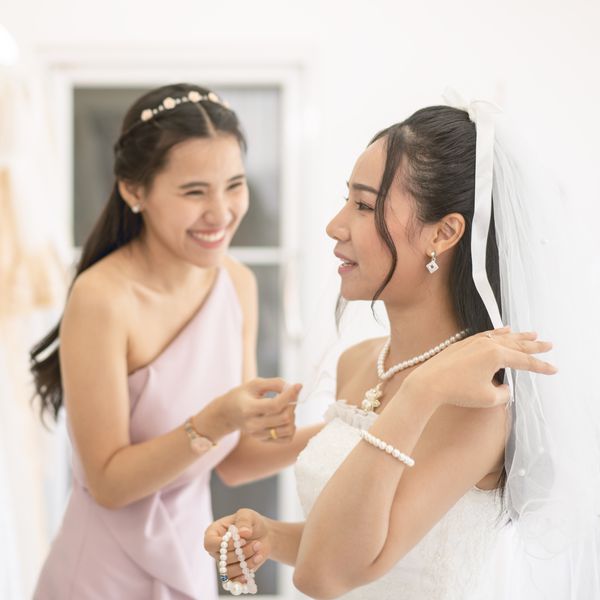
{"left": 337, "top": 337, "right": 386, "bottom": 380}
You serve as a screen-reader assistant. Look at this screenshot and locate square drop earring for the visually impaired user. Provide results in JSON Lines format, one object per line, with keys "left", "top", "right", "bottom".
{"left": 426, "top": 251, "right": 439, "bottom": 273}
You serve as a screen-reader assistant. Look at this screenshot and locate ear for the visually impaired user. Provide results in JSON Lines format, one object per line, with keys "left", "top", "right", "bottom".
{"left": 429, "top": 213, "right": 466, "bottom": 255}
{"left": 118, "top": 180, "right": 145, "bottom": 212}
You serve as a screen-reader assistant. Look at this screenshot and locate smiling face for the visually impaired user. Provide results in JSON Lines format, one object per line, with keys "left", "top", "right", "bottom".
{"left": 326, "top": 137, "right": 436, "bottom": 304}
{"left": 124, "top": 134, "right": 248, "bottom": 268}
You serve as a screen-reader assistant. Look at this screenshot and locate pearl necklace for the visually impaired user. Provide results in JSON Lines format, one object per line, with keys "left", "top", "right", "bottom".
{"left": 361, "top": 329, "right": 469, "bottom": 412}
{"left": 219, "top": 525, "right": 257, "bottom": 596}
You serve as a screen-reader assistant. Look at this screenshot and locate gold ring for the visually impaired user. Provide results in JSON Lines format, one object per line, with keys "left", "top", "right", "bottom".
{"left": 269, "top": 428, "right": 278, "bottom": 440}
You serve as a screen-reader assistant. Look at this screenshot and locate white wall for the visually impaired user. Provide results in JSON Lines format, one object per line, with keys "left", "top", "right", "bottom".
{"left": 2, "top": 1, "right": 599, "bottom": 597}
{"left": 4, "top": 0, "right": 599, "bottom": 328}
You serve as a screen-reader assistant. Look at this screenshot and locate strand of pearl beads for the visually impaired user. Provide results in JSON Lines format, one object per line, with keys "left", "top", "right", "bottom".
{"left": 377, "top": 329, "right": 470, "bottom": 380}
{"left": 219, "top": 525, "right": 257, "bottom": 596}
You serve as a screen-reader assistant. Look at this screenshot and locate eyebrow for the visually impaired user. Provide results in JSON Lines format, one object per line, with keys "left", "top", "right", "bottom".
{"left": 179, "top": 174, "right": 246, "bottom": 189}
{"left": 346, "top": 181, "right": 379, "bottom": 195}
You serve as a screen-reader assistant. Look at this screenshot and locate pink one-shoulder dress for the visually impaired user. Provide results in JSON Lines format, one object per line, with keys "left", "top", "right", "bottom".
{"left": 35, "top": 267, "right": 242, "bottom": 599}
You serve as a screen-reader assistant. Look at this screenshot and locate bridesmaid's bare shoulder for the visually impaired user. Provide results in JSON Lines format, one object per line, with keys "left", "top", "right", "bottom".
{"left": 61, "top": 248, "right": 136, "bottom": 340}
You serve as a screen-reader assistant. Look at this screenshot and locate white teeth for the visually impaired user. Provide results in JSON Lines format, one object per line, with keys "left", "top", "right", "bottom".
{"left": 341, "top": 261, "right": 356, "bottom": 267}
{"left": 190, "top": 230, "right": 225, "bottom": 243}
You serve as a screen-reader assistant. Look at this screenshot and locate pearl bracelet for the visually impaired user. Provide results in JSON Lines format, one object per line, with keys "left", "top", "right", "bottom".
{"left": 219, "top": 525, "right": 257, "bottom": 596}
{"left": 359, "top": 429, "right": 416, "bottom": 467}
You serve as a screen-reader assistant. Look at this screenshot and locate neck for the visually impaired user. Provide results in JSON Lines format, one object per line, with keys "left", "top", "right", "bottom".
{"left": 383, "top": 291, "right": 463, "bottom": 366}
{"left": 129, "top": 230, "right": 214, "bottom": 294}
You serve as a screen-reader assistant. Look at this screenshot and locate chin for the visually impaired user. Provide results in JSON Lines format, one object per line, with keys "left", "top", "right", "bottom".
{"left": 339, "top": 283, "right": 372, "bottom": 302}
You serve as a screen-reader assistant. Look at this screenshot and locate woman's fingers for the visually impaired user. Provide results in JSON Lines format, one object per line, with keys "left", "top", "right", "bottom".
{"left": 250, "top": 404, "right": 296, "bottom": 430}
{"left": 498, "top": 346, "right": 558, "bottom": 374}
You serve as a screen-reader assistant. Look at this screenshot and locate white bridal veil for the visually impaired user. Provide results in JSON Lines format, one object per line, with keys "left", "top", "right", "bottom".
{"left": 446, "top": 91, "right": 600, "bottom": 598}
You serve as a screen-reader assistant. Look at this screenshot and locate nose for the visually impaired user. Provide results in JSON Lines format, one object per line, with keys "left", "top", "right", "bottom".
{"left": 326, "top": 206, "right": 349, "bottom": 241}
{"left": 203, "top": 195, "right": 232, "bottom": 228}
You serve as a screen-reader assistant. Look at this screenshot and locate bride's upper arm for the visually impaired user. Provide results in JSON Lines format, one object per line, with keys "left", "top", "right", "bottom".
{"left": 365, "top": 403, "right": 507, "bottom": 582}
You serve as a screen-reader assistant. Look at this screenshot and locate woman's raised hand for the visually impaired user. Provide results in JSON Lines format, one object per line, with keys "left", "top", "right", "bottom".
{"left": 214, "top": 378, "right": 302, "bottom": 442}
{"left": 401, "top": 327, "right": 557, "bottom": 410}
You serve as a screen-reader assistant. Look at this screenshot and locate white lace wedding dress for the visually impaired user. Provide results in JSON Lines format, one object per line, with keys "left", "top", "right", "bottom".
{"left": 295, "top": 400, "right": 505, "bottom": 600}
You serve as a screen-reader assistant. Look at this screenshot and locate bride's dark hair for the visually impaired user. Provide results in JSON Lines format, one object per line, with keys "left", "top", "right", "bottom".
{"left": 30, "top": 83, "right": 246, "bottom": 422}
{"left": 345, "top": 105, "right": 506, "bottom": 496}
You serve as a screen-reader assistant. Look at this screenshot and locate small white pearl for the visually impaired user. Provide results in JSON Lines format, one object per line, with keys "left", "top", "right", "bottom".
{"left": 219, "top": 566, "right": 228, "bottom": 574}
{"left": 434, "top": 345, "right": 440, "bottom": 353}
{"left": 219, "top": 560, "right": 227, "bottom": 568}
{"left": 450, "top": 336, "right": 456, "bottom": 343}
{"left": 418, "top": 354, "right": 425, "bottom": 362}
{"left": 392, "top": 449, "right": 400, "bottom": 458}
{"left": 222, "top": 580, "right": 231, "bottom": 591}
{"left": 385, "top": 444, "right": 393, "bottom": 454}
{"left": 242, "top": 584, "right": 249, "bottom": 594}
{"left": 240, "top": 560, "right": 247, "bottom": 569}
{"left": 221, "top": 541, "right": 228, "bottom": 549}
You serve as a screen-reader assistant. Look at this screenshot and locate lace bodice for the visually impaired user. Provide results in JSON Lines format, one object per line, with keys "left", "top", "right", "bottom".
{"left": 294, "top": 400, "right": 503, "bottom": 600}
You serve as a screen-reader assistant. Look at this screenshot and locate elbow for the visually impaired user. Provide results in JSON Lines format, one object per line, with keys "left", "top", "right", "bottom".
{"left": 293, "top": 563, "right": 348, "bottom": 600}
{"left": 87, "top": 481, "right": 131, "bottom": 510}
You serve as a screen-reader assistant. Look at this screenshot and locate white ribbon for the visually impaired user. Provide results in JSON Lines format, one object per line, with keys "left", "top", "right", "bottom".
{"left": 443, "top": 90, "right": 504, "bottom": 329}
{"left": 443, "top": 90, "right": 513, "bottom": 399}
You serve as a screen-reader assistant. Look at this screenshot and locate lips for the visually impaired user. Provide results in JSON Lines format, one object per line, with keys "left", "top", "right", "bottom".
{"left": 334, "top": 250, "right": 358, "bottom": 267}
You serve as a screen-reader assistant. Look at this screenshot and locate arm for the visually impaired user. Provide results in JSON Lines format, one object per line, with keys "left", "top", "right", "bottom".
{"left": 293, "top": 384, "right": 494, "bottom": 598}
{"left": 216, "top": 425, "right": 324, "bottom": 486}
{"left": 62, "top": 274, "right": 291, "bottom": 509}
{"left": 61, "top": 275, "right": 232, "bottom": 509}
{"left": 293, "top": 331, "right": 553, "bottom": 599}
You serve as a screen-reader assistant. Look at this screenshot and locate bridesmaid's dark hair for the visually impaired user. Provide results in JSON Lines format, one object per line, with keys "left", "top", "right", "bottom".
{"left": 30, "top": 83, "right": 246, "bottom": 422}
{"left": 338, "top": 106, "right": 506, "bottom": 495}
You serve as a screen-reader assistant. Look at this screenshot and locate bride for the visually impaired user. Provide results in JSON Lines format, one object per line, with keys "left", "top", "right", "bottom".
{"left": 204, "top": 102, "right": 600, "bottom": 599}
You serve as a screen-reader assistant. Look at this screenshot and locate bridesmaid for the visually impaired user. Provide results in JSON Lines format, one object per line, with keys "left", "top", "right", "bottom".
{"left": 30, "top": 83, "right": 321, "bottom": 600}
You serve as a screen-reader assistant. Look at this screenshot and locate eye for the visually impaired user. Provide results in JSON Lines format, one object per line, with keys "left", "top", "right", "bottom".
{"left": 354, "top": 200, "right": 374, "bottom": 212}
{"left": 227, "top": 182, "right": 244, "bottom": 191}
{"left": 185, "top": 190, "right": 205, "bottom": 196}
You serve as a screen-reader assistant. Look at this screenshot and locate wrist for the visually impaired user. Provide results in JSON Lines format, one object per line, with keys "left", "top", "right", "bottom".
{"left": 263, "top": 516, "right": 281, "bottom": 561}
{"left": 194, "top": 398, "right": 234, "bottom": 443}
{"left": 395, "top": 377, "right": 441, "bottom": 418}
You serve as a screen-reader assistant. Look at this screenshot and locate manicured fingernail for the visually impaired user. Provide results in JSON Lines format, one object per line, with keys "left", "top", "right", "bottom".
{"left": 254, "top": 554, "right": 263, "bottom": 564}
{"left": 253, "top": 542, "right": 261, "bottom": 551}
{"left": 239, "top": 539, "right": 247, "bottom": 547}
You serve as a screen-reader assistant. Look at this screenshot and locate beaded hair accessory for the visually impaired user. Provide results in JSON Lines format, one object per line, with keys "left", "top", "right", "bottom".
{"left": 138, "top": 90, "right": 230, "bottom": 124}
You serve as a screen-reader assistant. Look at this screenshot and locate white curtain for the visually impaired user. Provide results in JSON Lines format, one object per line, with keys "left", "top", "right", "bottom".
{"left": 0, "top": 65, "right": 69, "bottom": 599}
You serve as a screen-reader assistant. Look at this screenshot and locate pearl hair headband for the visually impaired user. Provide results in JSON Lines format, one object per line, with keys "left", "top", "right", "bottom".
{"left": 138, "top": 90, "right": 230, "bottom": 124}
